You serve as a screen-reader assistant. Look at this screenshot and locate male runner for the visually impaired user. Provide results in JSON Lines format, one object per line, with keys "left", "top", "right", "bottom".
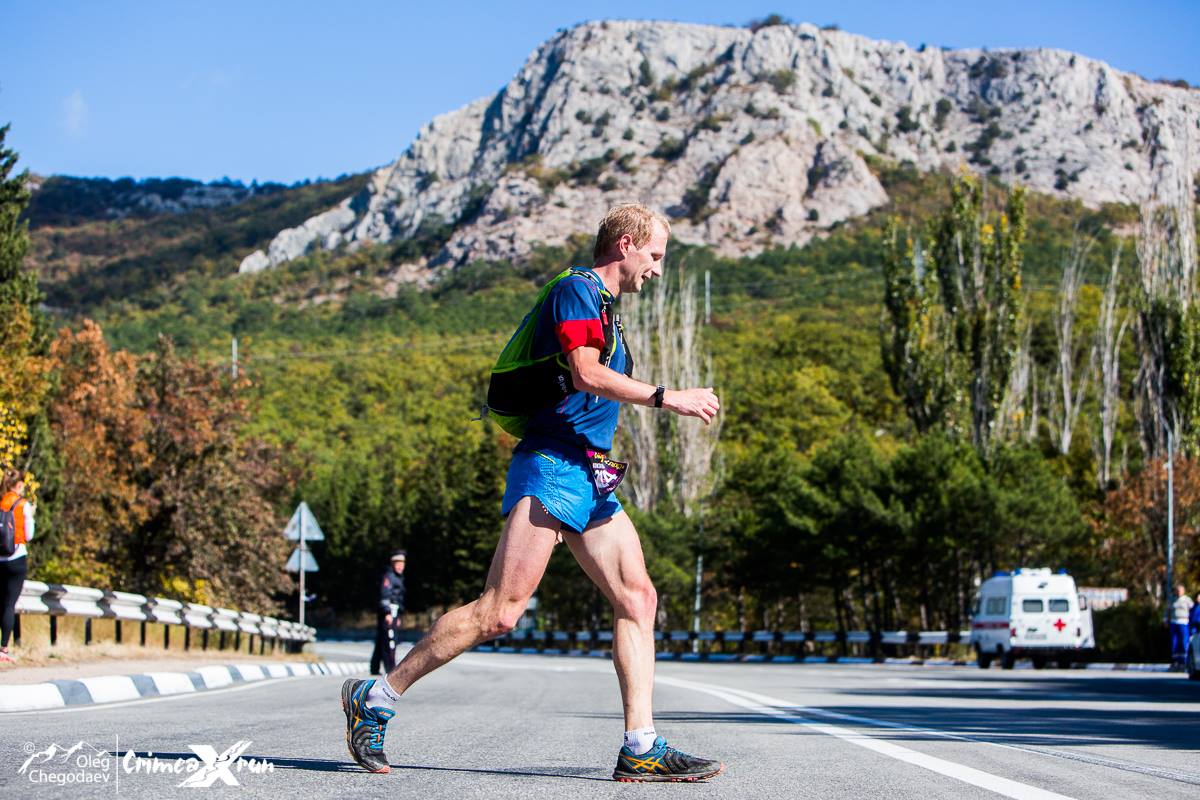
{"left": 341, "top": 203, "right": 724, "bottom": 782}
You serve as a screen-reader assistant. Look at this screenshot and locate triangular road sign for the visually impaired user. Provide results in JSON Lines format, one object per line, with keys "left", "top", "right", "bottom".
{"left": 283, "top": 502, "right": 325, "bottom": 541}
{"left": 286, "top": 547, "right": 319, "bottom": 573}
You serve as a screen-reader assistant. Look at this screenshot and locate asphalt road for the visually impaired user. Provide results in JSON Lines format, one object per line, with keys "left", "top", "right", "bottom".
{"left": 1, "top": 639, "right": 1197, "bottom": 800}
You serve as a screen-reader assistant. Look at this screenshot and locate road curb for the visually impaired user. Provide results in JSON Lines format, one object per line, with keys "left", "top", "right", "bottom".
{"left": 474, "top": 646, "right": 1176, "bottom": 672}
{"left": 0, "top": 660, "right": 369, "bottom": 712}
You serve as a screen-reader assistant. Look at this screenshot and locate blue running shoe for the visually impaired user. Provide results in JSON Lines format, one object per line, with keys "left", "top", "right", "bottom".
{"left": 612, "top": 736, "right": 725, "bottom": 782}
{"left": 341, "top": 678, "right": 395, "bottom": 773}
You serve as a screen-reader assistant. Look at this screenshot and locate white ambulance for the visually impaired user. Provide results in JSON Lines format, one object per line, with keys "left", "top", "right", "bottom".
{"left": 970, "top": 568, "right": 1095, "bottom": 669}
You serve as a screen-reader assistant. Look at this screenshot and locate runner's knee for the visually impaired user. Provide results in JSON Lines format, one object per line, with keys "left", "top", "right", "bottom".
{"left": 613, "top": 579, "right": 657, "bottom": 624}
{"left": 476, "top": 597, "right": 528, "bottom": 639}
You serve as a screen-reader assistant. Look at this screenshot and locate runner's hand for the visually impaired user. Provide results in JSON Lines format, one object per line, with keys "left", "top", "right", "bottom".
{"left": 663, "top": 387, "right": 720, "bottom": 424}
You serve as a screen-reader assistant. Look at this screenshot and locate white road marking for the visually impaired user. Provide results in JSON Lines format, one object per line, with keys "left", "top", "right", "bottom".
{"left": 656, "top": 675, "right": 1079, "bottom": 800}
{"left": 688, "top": 680, "right": 1200, "bottom": 787}
{"left": 455, "top": 653, "right": 1079, "bottom": 797}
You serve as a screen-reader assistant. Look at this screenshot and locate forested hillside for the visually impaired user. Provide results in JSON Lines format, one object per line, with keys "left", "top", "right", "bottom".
{"left": 16, "top": 141, "right": 1192, "bottom": 663}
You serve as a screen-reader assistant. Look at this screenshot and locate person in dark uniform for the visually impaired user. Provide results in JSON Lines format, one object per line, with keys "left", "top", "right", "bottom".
{"left": 370, "top": 551, "right": 406, "bottom": 675}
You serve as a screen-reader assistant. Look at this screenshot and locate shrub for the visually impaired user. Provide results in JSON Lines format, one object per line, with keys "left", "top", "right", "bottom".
{"left": 678, "top": 62, "right": 716, "bottom": 93}
{"left": 1092, "top": 601, "right": 1170, "bottom": 662}
{"left": 745, "top": 103, "right": 780, "bottom": 120}
{"left": 969, "top": 55, "right": 1008, "bottom": 81}
{"left": 747, "top": 13, "right": 789, "bottom": 32}
{"left": 651, "top": 137, "right": 687, "bottom": 161}
{"left": 652, "top": 77, "right": 677, "bottom": 102}
{"left": 895, "top": 105, "right": 919, "bottom": 133}
{"left": 760, "top": 69, "right": 796, "bottom": 94}
{"left": 638, "top": 59, "right": 655, "bottom": 87}
{"left": 591, "top": 111, "right": 612, "bottom": 138}
{"left": 680, "top": 162, "right": 722, "bottom": 223}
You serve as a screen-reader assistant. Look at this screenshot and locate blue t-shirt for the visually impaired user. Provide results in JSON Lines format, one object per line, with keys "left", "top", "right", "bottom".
{"left": 518, "top": 268, "right": 626, "bottom": 453}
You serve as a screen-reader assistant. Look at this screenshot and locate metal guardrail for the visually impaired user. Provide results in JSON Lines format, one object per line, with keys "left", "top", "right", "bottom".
{"left": 482, "top": 628, "right": 974, "bottom": 661}
{"left": 14, "top": 580, "right": 315, "bottom": 647}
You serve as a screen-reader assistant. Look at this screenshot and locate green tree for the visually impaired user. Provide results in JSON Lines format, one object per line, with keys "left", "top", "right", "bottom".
{"left": 881, "top": 173, "right": 1027, "bottom": 458}
{"left": 0, "top": 124, "right": 39, "bottom": 313}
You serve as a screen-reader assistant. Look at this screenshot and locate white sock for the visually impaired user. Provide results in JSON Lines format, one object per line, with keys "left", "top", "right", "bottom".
{"left": 623, "top": 727, "right": 658, "bottom": 755}
{"left": 365, "top": 677, "right": 401, "bottom": 708}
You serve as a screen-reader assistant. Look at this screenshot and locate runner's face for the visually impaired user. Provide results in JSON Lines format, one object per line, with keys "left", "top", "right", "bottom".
{"left": 621, "top": 221, "right": 668, "bottom": 294}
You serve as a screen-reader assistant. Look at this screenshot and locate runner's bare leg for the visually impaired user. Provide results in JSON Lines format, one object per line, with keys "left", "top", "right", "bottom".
{"left": 565, "top": 511, "right": 657, "bottom": 730}
{"left": 382, "top": 497, "right": 559, "bottom": 694}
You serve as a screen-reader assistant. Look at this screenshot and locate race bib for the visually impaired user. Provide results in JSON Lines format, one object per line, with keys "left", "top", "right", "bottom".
{"left": 586, "top": 449, "right": 627, "bottom": 496}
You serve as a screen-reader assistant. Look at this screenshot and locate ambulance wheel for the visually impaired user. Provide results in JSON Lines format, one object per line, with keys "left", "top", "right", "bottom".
{"left": 1001, "top": 651, "right": 1016, "bottom": 670}
{"left": 1056, "top": 655, "right": 1072, "bottom": 670}
{"left": 1031, "top": 655, "right": 1047, "bottom": 670}
{"left": 976, "top": 648, "right": 992, "bottom": 669}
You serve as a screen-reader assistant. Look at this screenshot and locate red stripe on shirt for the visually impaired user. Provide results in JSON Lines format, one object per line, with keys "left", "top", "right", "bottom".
{"left": 556, "top": 319, "right": 605, "bottom": 352}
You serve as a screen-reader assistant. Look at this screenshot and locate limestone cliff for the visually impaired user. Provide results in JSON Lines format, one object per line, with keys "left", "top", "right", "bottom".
{"left": 239, "top": 20, "right": 1199, "bottom": 275}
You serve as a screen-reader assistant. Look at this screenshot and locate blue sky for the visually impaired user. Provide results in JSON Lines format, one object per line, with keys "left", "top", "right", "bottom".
{"left": 3, "top": 1, "right": 1197, "bottom": 183}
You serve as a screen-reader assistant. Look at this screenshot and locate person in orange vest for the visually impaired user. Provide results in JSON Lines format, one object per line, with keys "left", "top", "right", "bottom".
{"left": 0, "top": 468, "right": 35, "bottom": 663}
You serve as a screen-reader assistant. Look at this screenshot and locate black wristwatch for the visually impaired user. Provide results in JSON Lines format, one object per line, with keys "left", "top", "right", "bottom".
{"left": 653, "top": 385, "right": 665, "bottom": 408}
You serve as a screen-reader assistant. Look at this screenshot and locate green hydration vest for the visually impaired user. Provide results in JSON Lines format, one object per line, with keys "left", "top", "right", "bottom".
{"left": 484, "top": 268, "right": 632, "bottom": 439}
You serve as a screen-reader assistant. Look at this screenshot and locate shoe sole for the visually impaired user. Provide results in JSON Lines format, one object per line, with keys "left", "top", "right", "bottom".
{"left": 613, "top": 763, "right": 726, "bottom": 782}
{"left": 341, "top": 679, "right": 390, "bottom": 774}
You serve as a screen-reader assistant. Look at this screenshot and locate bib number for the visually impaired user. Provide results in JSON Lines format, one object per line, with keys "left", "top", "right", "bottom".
{"left": 586, "top": 449, "right": 627, "bottom": 496}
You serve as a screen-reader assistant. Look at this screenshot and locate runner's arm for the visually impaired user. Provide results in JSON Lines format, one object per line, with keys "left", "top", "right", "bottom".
{"left": 566, "top": 346, "right": 720, "bottom": 423}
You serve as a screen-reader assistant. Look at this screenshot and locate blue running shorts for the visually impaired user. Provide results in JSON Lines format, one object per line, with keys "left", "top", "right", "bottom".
{"left": 501, "top": 444, "right": 623, "bottom": 533}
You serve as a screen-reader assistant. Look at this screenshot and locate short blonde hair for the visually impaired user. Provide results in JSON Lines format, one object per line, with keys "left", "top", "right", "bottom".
{"left": 592, "top": 204, "right": 671, "bottom": 261}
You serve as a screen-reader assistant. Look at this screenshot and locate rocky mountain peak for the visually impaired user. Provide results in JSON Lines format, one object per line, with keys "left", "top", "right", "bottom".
{"left": 239, "top": 19, "right": 1199, "bottom": 276}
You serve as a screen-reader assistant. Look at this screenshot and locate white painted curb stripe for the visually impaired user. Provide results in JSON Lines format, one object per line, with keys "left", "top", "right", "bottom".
{"left": 235, "top": 664, "right": 266, "bottom": 681}
{"left": 0, "top": 682, "right": 67, "bottom": 712}
{"left": 78, "top": 675, "right": 141, "bottom": 703}
{"left": 146, "top": 672, "right": 196, "bottom": 695}
{"left": 0, "top": 661, "right": 368, "bottom": 712}
{"left": 195, "top": 665, "right": 234, "bottom": 688}
{"left": 657, "top": 676, "right": 1077, "bottom": 800}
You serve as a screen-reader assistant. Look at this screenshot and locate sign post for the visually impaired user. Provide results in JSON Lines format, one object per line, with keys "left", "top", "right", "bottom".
{"left": 284, "top": 502, "right": 324, "bottom": 626}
